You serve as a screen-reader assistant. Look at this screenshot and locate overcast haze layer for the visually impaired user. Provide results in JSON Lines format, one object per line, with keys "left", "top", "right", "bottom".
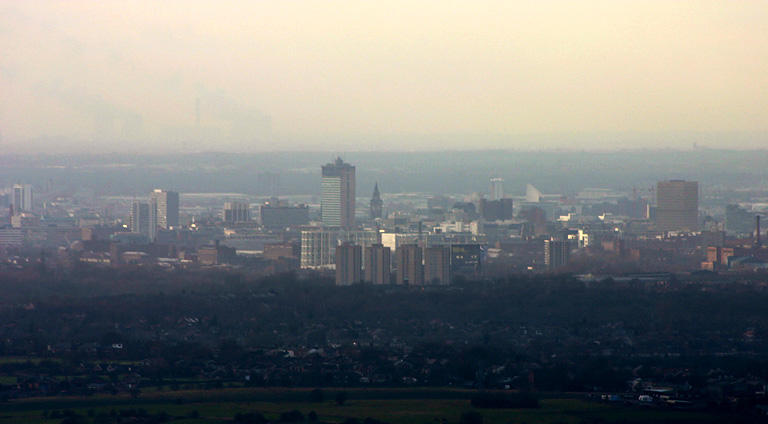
{"left": 1, "top": 1, "right": 767, "bottom": 153}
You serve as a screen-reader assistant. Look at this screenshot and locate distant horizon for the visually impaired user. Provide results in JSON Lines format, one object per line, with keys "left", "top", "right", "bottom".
{"left": 2, "top": 147, "right": 768, "bottom": 157}
{"left": 2, "top": 2, "right": 767, "bottom": 153}
{"left": 1, "top": 131, "right": 768, "bottom": 156}
{"left": 2, "top": 149, "right": 766, "bottom": 198}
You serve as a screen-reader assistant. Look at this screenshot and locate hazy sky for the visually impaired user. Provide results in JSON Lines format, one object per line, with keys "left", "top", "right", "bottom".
{"left": 1, "top": 1, "right": 767, "bottom": 153}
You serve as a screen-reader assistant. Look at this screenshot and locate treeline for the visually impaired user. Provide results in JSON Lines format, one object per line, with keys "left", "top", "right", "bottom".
{"left": 2, "top": 269, "right": 768, "bottom": 392}
{"left": 2, "top": 269, "right": 767, "bottom": 341}
{"left": 2, "top": 269, "right": 768, "bottom": 352}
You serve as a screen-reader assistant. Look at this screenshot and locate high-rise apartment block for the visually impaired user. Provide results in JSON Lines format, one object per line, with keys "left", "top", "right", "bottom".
{"left": 364, "top": 243, "right": 391, "bottom": 284}
{"left": 321, "top": 157, "right": 355, "bottom": 228}
{"left": 130, "top": 201, "right": 152, "bottom": 239}
{"left": 12, "top": 184, "right": 33, "bottom": 213}
{"left": 129, "top": 189, "right": 178, "bottom": 241}
{"left": 396, "top": 244, "right": 423, "bottom": 285}
{"left": 655, "top": 180, "right": 698, "bottom": 232}
{"left": 490, "top": 177, "right": 504, "bottom": 201}
{"left": 335, "top": 243, "right": 362, "bottom": 285}
{"left": 544, "top": 239, "right": 570, "bottom": 271}
{"left": 150, "top": 189, "right": 179, "bottom": 230}
{"left": 424, "top": 246, "right": 451, "bottom": 285}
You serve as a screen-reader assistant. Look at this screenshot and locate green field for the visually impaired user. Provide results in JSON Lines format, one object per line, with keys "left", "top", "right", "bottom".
{"left": 0, "top": 388, "right": 730, "bottom": 424}
{"left": 0, "top": 357, "right": 55, "bottom": 365}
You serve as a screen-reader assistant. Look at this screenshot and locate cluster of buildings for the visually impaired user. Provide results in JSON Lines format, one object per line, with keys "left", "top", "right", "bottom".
{"left": 128, "top": 189, "right": 180, "bottom": 242}
{"left": 305, "top": 158, "right": 484, "bottom": 285}
{"left": 2, "top": 157, "right": 768, "bottom": 279}
{"left": 302, "top": 162, "right": 767, "bottom": 283}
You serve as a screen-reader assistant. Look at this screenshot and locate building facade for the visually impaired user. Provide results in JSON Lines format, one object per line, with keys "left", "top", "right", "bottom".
{"left": 725, "top": 204, "right": 755, "bottom": 235}
{"left": 260, "top": 204, "right": 310, "bottom": 228}
{"left": 335, "top": 243, "right": 362, "bottom": 285}
{"left": 655, "top": 180, "right": 698, "bottom": 232}
{"left": 450, "top": 244, "right": 482, "bottom": 278}
{"left": 395, "top": 243, "right": 423, "bottom": 285}
{"left": 150, "top": 189, "right": 180, "bottom": 230}
{"left": 130, "top": 201, "right": 152, "bottom": 240}
{"left": 321, "top": 157, "right": 355, "bottom": 228}
{"left": 364, "top": 243, "right": 391, "bottom": 284}
{"left": 544, "top": 239, "right": 570, "bottom": 271}
{"left": 301, "top": 228, "right": 338, "bottom": 269}
{"left": 490, "top": 177, "right": 504, "bottom": 201}
{"left": 12, "top": 184, "right": 33, "bottom": 213}
{"left": 479, "top": 198, "right": 514, "bottom": 221}
{"left": 223, "top": 201, "right": 251, "bottom": 224}
{"left": 300, "top": 228, "right": 378, "bottom": 269}
{"left": 424, "top": 246, "right": 451, "bottom": 285}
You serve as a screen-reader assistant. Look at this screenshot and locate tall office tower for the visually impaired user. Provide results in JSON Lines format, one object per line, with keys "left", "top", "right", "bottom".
{"left": 370, "top": 182, "right": 383, "bottom": 220}
{"left": 130, "top": 201, "right": 151, "bottom": 239}
{"left": 12, "top": 184, "right": 33, "bottom": 213}
{"left": 396, "top": 244, "right": 423, "bottom": 285}
{"left": 364, "top": 243, "right": 391, "bottom": 284}
{"left": 223, "top": 201, "right": 251, "bottom": 224}
{"left": 335, "top": 243, "right": 362, "bottom": 286}
{"left": 544, "top": 239, "right": 570, "bottom": 271}
{"left": 424, "top": 246, "right": 451, "bottom": 285}
{"left": 490, "top": 177, "right": 504, "bottom": 201}
{"left": 655, "top": 180, "right": 699, "bottom": 232}
{"left": 150, "top": 189, "right": 180, "bottom": 229}
{"left": 321, "top": 157, "right": 355, "bottom": 228}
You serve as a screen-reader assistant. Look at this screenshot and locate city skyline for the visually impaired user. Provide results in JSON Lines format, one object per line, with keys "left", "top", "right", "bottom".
{"left": 2, "top": 2, "right": 768, "bottom": 419}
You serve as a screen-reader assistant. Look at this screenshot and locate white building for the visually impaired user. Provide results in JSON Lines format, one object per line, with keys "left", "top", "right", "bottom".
{"left": 321, "top": 158, "right": 355, "bottom": 228}
{"left": 490, "top": 177, "right": 504, "bottom": 201}
{"left": 300, "top": 228, "right": 378, "bottom": 269}
{"left": 150, "top": 189, "right": 180, "bottom": 229}
{"left": 12, "top": 184, "right": 33, "bottom": 213}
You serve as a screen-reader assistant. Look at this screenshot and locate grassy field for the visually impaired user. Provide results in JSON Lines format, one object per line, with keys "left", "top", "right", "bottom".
{"left": 0, "top": 357, "right": 55, "bottom": 365}
{"left": 0, "top": 388, "right": 726, "bottom": 424}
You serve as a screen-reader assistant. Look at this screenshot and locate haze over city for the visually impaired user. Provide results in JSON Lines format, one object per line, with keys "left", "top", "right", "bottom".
{"left": 2, "top": 1, "right": 767, "bottom": 153}
{"left": 4, "top": 2, "right": 768, "bottom": 423}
